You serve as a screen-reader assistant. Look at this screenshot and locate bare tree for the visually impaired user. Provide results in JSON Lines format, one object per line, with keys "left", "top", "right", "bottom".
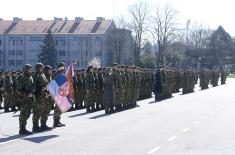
{"left": 150, "top": 4, "right": 179, "bottom": 66}
{"left": 129, "top": 1, "right": 149, "bottom": 66}
{"left": 106, "top": 16, "right": 132, "bottom": 64}
{"left": 189, "top": 23, "right": 212, "bottom": 49}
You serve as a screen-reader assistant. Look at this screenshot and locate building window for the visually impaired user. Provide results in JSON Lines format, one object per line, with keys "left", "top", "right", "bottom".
{"left": 8, "top": 60, "right": 15, "bottom": 66}
{"left": 8, "top": 50, "right": 15, "bottom": 56}
{"left": 0, "top": 40, "right": 2, "bottom": 46}
{"left": 16, "top": 60, "right": 23, "bottom": 66}
{"left": 59, "top": 50, "right": 66, "bottom": 56}
{"left": 16, "top": 50, "right": 23, "bottom": 56}
{"left": 8, "top": 40, "right": 23, "bottom": 46}
{"left": 97, "top": 50, "right": 102, "bottom": 57}
{"left": 56, "top": 40, "right": 66, "bottom": 46}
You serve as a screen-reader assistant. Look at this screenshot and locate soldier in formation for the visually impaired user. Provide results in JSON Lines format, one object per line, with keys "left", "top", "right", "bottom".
{"left": 0, "top": 71, "right": 4, "bottom": 109}
{"left": 18, "top": 64, "right": 35, "bottom": 135}
{"left": 200, "top": 68, "right": 211, "bottom": 90}
{"left": 33, "top": 63, "right": 52, "bottom": 132}
{"left": 3, "top": 70, "right": 13, "bottom": 112}
{"left": 211, "top": 69, "right": 220, "bottom": 87}
{"left": 220, "top": 69, "right": 227, "bottom": 85}
{"left": 154, "top": 66, "right": 178, "bottom": 101}
{"left": 182, "top": 67, "right": 198, "bottom": 94}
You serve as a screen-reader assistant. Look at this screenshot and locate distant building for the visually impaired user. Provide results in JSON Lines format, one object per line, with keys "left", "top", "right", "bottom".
{"left": 0, "top": 17, "right": 134, "bottom": 71}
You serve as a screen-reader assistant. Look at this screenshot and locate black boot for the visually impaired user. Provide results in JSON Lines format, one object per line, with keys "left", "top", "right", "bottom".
{"left": 19, "top": 125, "right": 32, "bottom": 135}
{"left": 32, "top": 123, "right": 41, "bottom": 133}
{"left": 11, "top": 106, "right": 16, "bottom": 112}
{"left": 53, "top": 120, "right": 65, "bottom": 128}
{"left": 41, "top": 124, "right": 53, "bottom": 131}
{"left": 4, "top": 108, "right": 10, "bottom": 113}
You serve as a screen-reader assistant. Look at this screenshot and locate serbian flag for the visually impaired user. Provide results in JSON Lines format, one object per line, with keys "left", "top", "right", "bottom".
{"left": 48, "top": 63, "right": 75, "bottom": 113}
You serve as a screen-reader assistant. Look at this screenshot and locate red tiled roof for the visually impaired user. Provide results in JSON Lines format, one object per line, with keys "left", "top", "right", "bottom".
{"left": 0, "top": 19, "right": 113, "bottom": 34}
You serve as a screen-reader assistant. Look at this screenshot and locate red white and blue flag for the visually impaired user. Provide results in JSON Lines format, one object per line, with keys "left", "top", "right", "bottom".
{"left": 48, "top": 63, "right": 75, "bottom": 113}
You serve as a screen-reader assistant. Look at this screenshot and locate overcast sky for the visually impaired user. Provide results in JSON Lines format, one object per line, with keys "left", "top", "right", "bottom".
{"left": 1, "top": 0, "right": 235, "bottom": 35}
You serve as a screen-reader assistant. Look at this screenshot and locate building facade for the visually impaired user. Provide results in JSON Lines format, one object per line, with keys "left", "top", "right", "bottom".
{"left": 0, "top": 17, "right": 133, "bottom": 71}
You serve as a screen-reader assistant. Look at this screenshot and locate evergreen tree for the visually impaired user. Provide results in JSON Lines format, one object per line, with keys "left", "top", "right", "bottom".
{"left": 38, "top": 31, "right": 57, "bottom": 68}
{"left": 209, "top": 26, "right": 235, "bottom": 68}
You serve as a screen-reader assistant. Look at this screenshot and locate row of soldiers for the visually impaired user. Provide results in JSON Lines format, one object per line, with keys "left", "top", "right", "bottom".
{"left": 154, "top": 66, "right": 227, "bottom": 101}
{"left": 0, "top": 63, "right": 228, "bottom": 135}
{"left": 73, "top": 64, "right": 154, "bottom": 114}
{"left": 0, "top": 63, "right": 67, "bottom": 135}
{"left": 0, "top": 62, "right": 156, "bottom": 134}
{"left": 200, "top": 68, "right": 227, "bottom": 89}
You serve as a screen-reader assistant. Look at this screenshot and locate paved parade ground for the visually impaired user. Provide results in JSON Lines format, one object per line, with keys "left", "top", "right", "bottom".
{"left": 0, "top": 78, "right": 235, "bottom": 155}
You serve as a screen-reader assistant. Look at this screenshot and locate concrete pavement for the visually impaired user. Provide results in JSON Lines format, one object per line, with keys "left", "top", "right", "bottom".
{"left": 0, "top": 79, "right": 234, "bottom": 155}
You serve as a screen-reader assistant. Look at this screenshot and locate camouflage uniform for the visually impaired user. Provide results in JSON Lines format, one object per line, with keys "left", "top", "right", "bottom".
{"left": 18, "top": 64, "right": 35, "bottom": 135}
{"left": 74, "top": 70, "right": 84, "bottom": 109}
{"left": 221, "top": 69, "right": 227, "bottom": 85}
{"left": 81, "top": 71, "right": 86, "bottom": 108}
{"left": 93, "top": 69, "right": 99, "bottom": 110}
{"left": 96, "top": 68, "right": 104, "bottom": 110}
{"left": 33, "top": 63, "right": 50, "bottom": 132}
{"left": 11, "top": 71, "right": 18, "bottom": 111}
{"left": 41, "top": 65, "right": 54, "bottom": 130}
{"left": 85, "top": 66, "right": 95, "bottom": 112}
{"left": 3, "top": 71, "right": 13, "bottom": 112}
{"left": 112, "top": 65, "right": 122, "bottom": 110}
{"left": 0, "top": 72, "right": 4, "bottom": 109}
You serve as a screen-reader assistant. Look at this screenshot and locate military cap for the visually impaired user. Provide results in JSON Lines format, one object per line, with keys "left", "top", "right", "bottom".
{"left": 23, "top": 64, "right": 32, "bottom": 70}
{"left": 112, "top": 63, "right": 118, "bottom": 67}
{"left": 57, "top": 62, "right": 66, "bottom": 69}
{"left": 87, "top": 66, "right": 93, "bottom": 71}
{"left": 35, "top": 63, "right": 44, "bottom": 70}
{"left": 44, "top": 65, "right": 52, "bottom": 70}
{"left": 6, "top": 70, "right": 11, "bottom": 74}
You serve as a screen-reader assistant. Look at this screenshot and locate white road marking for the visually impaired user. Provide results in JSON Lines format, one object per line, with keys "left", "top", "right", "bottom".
{"left": 182, "top": 127, "right": 190, "bottom": 132}
{"left": 193, "top": 121, "right": 200, "bottom": 125}
{"left": 148, "top": 146, "right": 161, "bottom": 154}
{"left": 167, "top": 135, "right": 178, "bottom": 142}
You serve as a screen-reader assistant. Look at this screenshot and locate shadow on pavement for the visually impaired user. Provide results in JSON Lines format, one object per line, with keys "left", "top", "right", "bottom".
{"left": 12, "top": 114, "right": 19, "bottom": 117}
{"left": 69, "top": 112, "right": 87, "bottom": 118}
{"left": 148, "top": 101, "right": 156, "bottom": 104}
{"left": 23, "top": 135, "right": 59, "bottom": 143}
{"left": 0, "top": 134, "right": 27, "bottom": 143}
{"left": 89, "top": 114, "right": 109, "bottom": 119}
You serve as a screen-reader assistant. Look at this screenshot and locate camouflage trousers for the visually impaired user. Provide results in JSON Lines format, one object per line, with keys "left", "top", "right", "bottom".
{"left": 85, "top": 90, "right": 95, "bottom": 108}
{"left": 115, "top": 88, "right": 123, "bottom": 105}
{"left": 125, "top": 88, "right": 131, "bottom": 104}
{"left": 130, "top": 88, "right": 138, "bottom": 103}
{"left": 11, "top": 91, "right": 18, "bottom": 107}
{"left": 4, "top": 91, "right": 13, "bottom": 108}
{"left": 33, "top": 96, "right": 52, "bottom": 125}
{"left": 53, "top": 104, "right": 62, "bottom": 122}
{"left": 19, "top": 97, "right": 33, "bottom": 127}
{"left": 75, "top": 90, "right": 85, "bottom": 108}
{"left": 96, "top": 90, "right": 104, "bottom": 107}
{"left": 0, "top": 91, "right": 3, "bottom": 106}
